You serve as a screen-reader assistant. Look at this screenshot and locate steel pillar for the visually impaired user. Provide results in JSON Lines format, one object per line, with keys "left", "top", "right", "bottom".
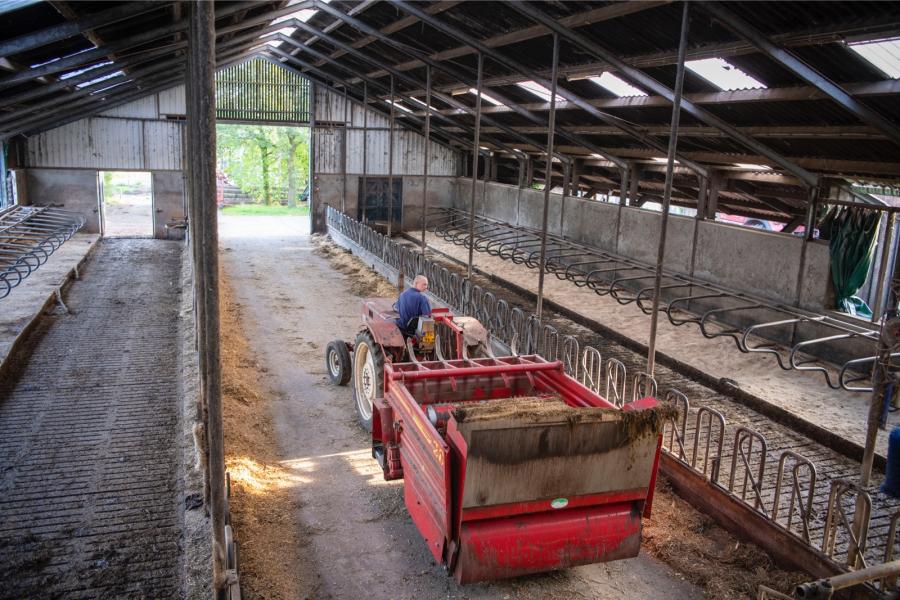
{"left": 467, "top": 53, "right": 483, "bottom": 280}
{"left": 388, "top": 75, "right": 395, "bottom": 237}
{"left": 422, "top": 65, "right": 431, "bottom": 251}
{"left": 647, "top": 1, "right": 690, "bottom": 381}
{"left": 536, "top": 34, "right": 560, "bottom": 322}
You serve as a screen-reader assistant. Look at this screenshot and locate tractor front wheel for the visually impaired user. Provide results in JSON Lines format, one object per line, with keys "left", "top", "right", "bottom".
{"left": 325, "top": 340, "right": 351, "bottom": 385}
{"left": 352, "top": 331, "right": 383, "bottom": 432}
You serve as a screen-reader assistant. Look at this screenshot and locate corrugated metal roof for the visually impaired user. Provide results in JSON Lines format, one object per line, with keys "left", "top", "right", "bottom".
{"left": 6, "top": 0, "right": 900, "bottom": 222}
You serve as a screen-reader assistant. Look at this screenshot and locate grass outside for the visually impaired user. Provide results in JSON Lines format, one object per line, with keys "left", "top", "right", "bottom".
{"left": 221, "top": 203, "right": 309, "bottom": 216}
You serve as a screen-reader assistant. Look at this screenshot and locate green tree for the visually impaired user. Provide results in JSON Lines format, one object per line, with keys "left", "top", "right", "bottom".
{"left": 216, "top": 124, "right": 309, "bottom": 206}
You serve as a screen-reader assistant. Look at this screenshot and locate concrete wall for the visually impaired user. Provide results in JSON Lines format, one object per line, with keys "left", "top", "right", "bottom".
{"left": 152, "top": 172, "right": 186, "bottom": 239}
{"left": 450, "top": 177, "right": 834, "bottom": 311}
{"left": 20, "top": 167, "right": 185, "bottom": 239}
{"left": 23, "top": 169, "right": 101, "bottom": 233}
{"left": 312, "top": 173, "right": 457, "bottom": 233}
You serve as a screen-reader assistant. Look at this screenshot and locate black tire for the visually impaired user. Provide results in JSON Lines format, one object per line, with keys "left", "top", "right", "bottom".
{"left": 325, "top": 340, "right": 352, "bottom": 385}
{"left": 352, "top": 330, "right": 384, "bottom": 432}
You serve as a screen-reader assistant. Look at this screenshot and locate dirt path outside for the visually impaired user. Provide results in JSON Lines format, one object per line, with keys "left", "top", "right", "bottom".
{"left": 218, "top": 214, "right": 802, "bottom": 599}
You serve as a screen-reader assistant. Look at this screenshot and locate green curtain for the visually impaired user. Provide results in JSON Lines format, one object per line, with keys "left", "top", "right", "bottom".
{"left": 819, "top": 205, "right": 880, "bottom": 316}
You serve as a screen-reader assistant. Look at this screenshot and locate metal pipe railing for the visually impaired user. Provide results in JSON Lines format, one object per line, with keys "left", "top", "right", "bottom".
{"left": 0, "top": 206, "right": 85, "bottom": 300}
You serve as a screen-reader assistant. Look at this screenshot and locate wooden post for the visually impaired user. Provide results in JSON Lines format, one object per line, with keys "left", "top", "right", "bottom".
{"left": 188, "top": 1, "right": 226, "bottom": 594}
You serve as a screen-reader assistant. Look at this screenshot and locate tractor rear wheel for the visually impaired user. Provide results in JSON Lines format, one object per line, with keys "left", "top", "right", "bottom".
{"left": 352, "top": 330, "right": 383, "bottom": 431}
{"left": 325, "top": 340, "right": 351, "bottom": 385}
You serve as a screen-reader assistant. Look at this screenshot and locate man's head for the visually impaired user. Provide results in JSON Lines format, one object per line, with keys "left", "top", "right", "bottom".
{"left": 413, "top": 275, "right": 429, "bottom": 292}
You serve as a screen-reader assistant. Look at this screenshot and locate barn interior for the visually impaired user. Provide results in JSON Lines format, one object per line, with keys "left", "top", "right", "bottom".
{"left": 3, "top": 1, "right": 900, "bottom": 598}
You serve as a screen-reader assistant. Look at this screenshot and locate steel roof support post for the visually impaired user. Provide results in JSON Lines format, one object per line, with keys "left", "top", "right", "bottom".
{"left": 388, "top": 75, "right": 395, "bottom": 237}
{"left": 614, "top": 166, "right": 629, "bottom": 255}
{"left": 341, "top": 86, "right": 348, "bottom": 214}
{"left": 871, "top": 213, "right": 896, "bottom": 324}
{"left": 701, "top": 2, "right": 900, "bottom": 150}
{"left": 646, "top": 1, "right": 690, "bottom": 383}
{"left": 188, "top": 1, "right": 227, "bottom": 596}
{"left": 855, "top": 279, "right": 900, "bottom": 567}
{"left": 422, "top": 65, "right": 431, "bottom": 251}
{"left": 467, "top": 53, "right": 483, "bottom": 281}
{"left": 536, "top": 34, "right": 560, "bottom": 323}
{"left": 362, "top": 82, "right": 368, "bottom": 226}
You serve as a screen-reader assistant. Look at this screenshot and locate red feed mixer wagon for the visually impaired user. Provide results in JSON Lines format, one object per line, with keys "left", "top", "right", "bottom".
{"left": 325, "top": 299, "right": 668, "bottom": 584}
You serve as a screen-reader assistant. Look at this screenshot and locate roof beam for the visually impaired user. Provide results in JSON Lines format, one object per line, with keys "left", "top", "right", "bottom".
{"left": 0, "top": 1, "right": 307, "bottom": 91}
{"left": 0, "top": 1, "right": 160, "bottom": 60}
{"left": 312, "top": 0, "right": 458, "bottom": 68}
{"left": 277, "top": 26, "right": 528, "bottom": 158}
{"left": 0, "top": 23, "right": 282, "bottom": 116}
{"left": 16, "top": 47, "right": 259, "bottom": 138}
{"left": 387, "top": 0, "right": 706, "bottom": 177}
{"left": 406, "top": 79, "right": 900, "bottom": 113}
{"left": 267, "top": 46, "right": 485, "bottom": 157}
{"left": 509, "top": 1, "right": 816, "bottom": 188}
{"left": 701, "top": 2, "right": 900, "bottom": 150}
{"left": 311, "top": 2, "right": 627, "bottom": 170}
{"left": 581, "top": 148, "right": 900, "bottom": 178}
{"left": 357, "top": 9, "right": 900, "bottom": 92}
{"left": 439, "top": 124, "right": 885, "bottom": 140}
{"left": 359, "top": 1, "right": 670, "bottom": 81}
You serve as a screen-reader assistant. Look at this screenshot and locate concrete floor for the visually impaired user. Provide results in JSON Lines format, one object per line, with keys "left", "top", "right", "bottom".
{"left": 0, "top": 233, "right": 97, "bottom": 369}
{"left": 0, "top": 239, "right": 186, "bottom": 598}
{"left": 218, "top": 214, "right": 701, "bottom": 599}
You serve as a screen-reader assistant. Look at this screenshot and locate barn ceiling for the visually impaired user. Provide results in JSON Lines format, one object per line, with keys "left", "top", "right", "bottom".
{"left": 3, "top": 1, "right": 900, "bottom": 222}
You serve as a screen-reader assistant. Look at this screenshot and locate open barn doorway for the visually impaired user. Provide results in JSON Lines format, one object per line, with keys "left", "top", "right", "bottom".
{"left": 215, "top": 124, "right": 311, "bottom": 233}
{"left": 99, "top": 171, "right": 153, "bottom": 237}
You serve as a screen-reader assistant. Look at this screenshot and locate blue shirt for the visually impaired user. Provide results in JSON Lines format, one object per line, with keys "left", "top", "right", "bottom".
{"left": 397, "top": 287, "right": 431, "bottom": 331}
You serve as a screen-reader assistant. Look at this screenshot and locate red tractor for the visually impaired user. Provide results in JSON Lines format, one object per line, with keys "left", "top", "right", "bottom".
{"left": 326, "top": 299, "right": 666, "bottom": 583}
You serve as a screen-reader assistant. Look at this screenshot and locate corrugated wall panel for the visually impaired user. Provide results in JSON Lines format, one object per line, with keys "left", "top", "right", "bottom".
{"left": 315, "top": 86, "right": 347, "bottom": 124}
{"left": 26, "top": 117, "right": 182, "bottom": 170}
{"left": 143, "top": 121, "right": 184, "bottom": 170}
{"left": 322, "top": 128, "right": 457, "bottom": 176}
{"left": 158, "top": 85, "right": 186, "bottom": 116}
{"left": 89, "top": 118, "right": 143, "bottom": 169}
{"left": 99, "top": 95, "right": 158, "bottom": 119}
{"left": 314, "top": 86, "right": 457, "bottom": 176}
{"left": 313, "top": 128, "right": 342, "bottom": 174}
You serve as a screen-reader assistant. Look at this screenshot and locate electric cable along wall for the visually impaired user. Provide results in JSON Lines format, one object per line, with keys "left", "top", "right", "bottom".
{"left": 328, "top": 206, "right": 900, "bottom": 591}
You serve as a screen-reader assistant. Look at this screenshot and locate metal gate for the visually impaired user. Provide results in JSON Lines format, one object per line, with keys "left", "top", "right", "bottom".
{"left": 358, "top": 177, "right": 401, "bottom": 233}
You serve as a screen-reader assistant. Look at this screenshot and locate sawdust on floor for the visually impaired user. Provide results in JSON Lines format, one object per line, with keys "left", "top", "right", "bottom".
{"left": 311, "top": 234, "right": 398, "bottom": 298}
{"left": 220, "top": 269, "right": 312, "bottom": 599}
{"left": 313, "top": 233, "right": 808, "bottom": 599}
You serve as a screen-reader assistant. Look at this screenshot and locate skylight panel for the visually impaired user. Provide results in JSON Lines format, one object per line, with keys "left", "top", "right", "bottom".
{"left": 469, "top": 88, "right": 504, "bottom": 106}
{"left": 272, "top": 0, "right": 330, "bottom": 26}
{"left": 849, "top": 38, "right": 900, "bottom": 78}
{"left": 406, "top": 96, "right": 428, "bottom": 108}
{"left": 76, "top": 70, "right": 123, "bottom": 89}
{"left": 686, "top": 58, "right": 766, "bottom": 91}
{"left": 388, "top": 100, "right": 412, "bottom": 113}
{"left": 60, "top": 61, "right": 113, "bottom": 80}
{"left": 587, "top": 73, "right": 647, "bottom": 97}
{"left": 733, "top": 163, "right": 772, "bottom": 171}
{"left": 516, "top": 80, "right": 554, "bottom": 102}
{"left": 31, "top": 46, "right": 97, "bottom": 69}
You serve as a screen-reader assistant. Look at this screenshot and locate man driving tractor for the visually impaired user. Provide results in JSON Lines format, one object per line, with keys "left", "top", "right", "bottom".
{"left": 396, "top": 275, "right": 431, "bottom": 336}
